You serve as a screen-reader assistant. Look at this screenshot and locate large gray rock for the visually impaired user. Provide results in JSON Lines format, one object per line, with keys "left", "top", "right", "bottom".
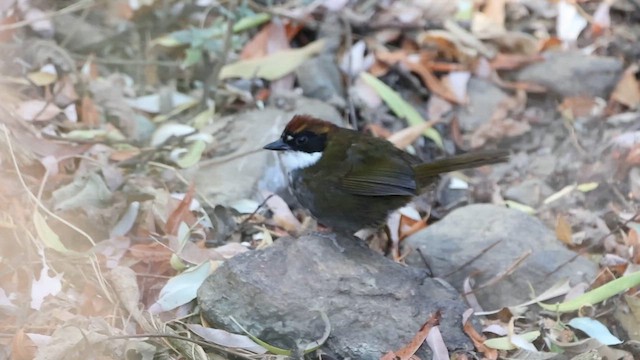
{"left": 404, "top": 204, "right": 598, "bottom": 309}
{"left": 198, "top": 234, "right": 474, "bottom": 359}
{"left": 516, "top": 51, "right": 623, "bottom": 98}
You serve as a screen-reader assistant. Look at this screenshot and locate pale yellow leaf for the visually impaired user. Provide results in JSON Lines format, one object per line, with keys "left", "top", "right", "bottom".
{"left": 220, "top": 39, "right": 325, "bottom": 80}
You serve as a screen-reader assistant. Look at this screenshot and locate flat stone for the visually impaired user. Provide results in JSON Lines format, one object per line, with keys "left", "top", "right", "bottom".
{"left": 296, "top": 54, "right": 345, "bottom": 107}
{"left": 404, "top": 204, "right": 598, "bottom": 309}
{"left": 198, "top": 234, "right": 474, "bottom": 359}
{"left": 457, "top": 78, "right": 510, "bottom": 132}
{"left": 516, "top": 51, "right": 623, "bottom": 98}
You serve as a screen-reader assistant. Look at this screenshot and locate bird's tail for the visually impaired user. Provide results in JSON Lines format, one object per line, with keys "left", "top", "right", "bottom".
{"left": 414, "top": 149, "right": 509, "bottom": 183}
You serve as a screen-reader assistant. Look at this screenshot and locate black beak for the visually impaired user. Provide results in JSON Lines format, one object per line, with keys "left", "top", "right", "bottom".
{"left": 263, "top": 139, "right": 291, "bottom": 151}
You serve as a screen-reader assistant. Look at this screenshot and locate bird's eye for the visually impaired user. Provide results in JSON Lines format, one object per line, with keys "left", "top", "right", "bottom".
{"left": 295, "top": 135, "right": 308, "bottom": 145}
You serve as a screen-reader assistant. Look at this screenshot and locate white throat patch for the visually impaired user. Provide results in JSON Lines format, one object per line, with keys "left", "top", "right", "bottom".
{"left": 279, "top": 151, "right": 322, "bottom": 172}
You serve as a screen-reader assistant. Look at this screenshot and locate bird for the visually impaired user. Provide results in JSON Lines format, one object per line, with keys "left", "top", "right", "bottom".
{"left": 263, "top": 114, "right": 509, "bottom": 234}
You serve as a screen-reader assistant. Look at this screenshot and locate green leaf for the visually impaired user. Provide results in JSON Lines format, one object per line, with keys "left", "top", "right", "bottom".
{"left": 34, "top": 212, "right": 69, "bottom": 253}
{"left": 230, "top": 311, "right": 331, "bottom": 355}
{"left": 220, "top": 39, "right": 325, "bottom": 80}
{"left": 576, "top": 182, "right": 598, "bottom": 192}
{"left": 230, "top": 316, "right": 291, "bottom": 355}
{"left": 359, "top": 72, "right": 444, "bottom": 149}
{"left": 232, "top": 13, "right": 271, "bottom": 33}
{"left": 504, "top": 200, "right": 537, "bottom": 214}
{"left": 182, "top": 47, "right": 203, "bottom": 69}
{"left": 484, "top": 331, "right": 540, "bottom": 350}
{"left": 150, "top": 261, "right": 213, "bottom": 313}
{"left": 539, "top": 271, "right": 640, "bottom": 313}
{"left": 175, "top": 140, "right": 206, "bottom": 168}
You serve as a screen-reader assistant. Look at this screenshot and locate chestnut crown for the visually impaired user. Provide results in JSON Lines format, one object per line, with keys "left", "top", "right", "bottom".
{"left": 263, "top": 115, "right": 336, "bottom": 154}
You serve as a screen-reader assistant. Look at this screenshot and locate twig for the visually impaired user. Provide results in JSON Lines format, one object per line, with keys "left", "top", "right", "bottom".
{"left": 465, "top": 250, "right": 532, "bottom": 295}
{"left": 69, "top": 54, "right": 180, "bottom": 67}
{"left": 415, "top": 247, "right": 433, "bottom": 277}
{"left": 0, "top": 0, "right": 95, "bottom": 32}
{"left": 442, "top": 239, "right": 503, "bottom": 278}
{"left": 104, "top": 333, "right": 256, "bottom": 359}
{"left": 3, "top": 124, "right": 96, "bottom": 246}
{"left": 198, "top": 147, "right": 262, "bottom": 167}
{"left": 239, "top": 194, "right": 274, "bottom": 228}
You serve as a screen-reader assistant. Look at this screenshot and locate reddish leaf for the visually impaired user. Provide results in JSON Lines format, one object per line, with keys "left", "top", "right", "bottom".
{"left": 80, "top": 95, "right": 100, "bottom": 126}
{"left": 611, "top": 65, "right": 640, "bottom": 108}
{"left": 462, "top": 310, "right": 498, "bottom": 359}
{"left": 383, "top": 311, "right": 442, "bottom": 360}
{"left": 490, "top": 53, "right": 544, "bottom": 71}
{"left": 12, "top": 329, "right": 36, "bottom": 360}
{"left": 555, "top": 214, "right": 573, "bottom": 246}
{"left": 406, "top": 58, "right": 461, "bottom": 104}
{"left": 164, "top": 185, "right": 196, "bottom": 236}
{"left": 128, "top": 242, "right": 173, "bottom": 263}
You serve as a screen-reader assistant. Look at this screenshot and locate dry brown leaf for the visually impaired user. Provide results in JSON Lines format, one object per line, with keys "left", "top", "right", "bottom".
{"left": 468, "top": 96, "right": 531, "bottom": 148}
{"left": 12, "top": 328, "right": 37, "bottom": 360}
{"left": 627, "top": 228, "right": 640, "bottom": 264}
{"left": 417, "top": 30, "right": 470, "bottom": 63}
{"left": 128, "top": 242, "right": 173, "bottom": 263}
{"left": 387, "top": 121, "right": 436, "bottom": 149}
{"left": 0, "top": 13, "right": 18, "bottom": 41}
{"left": 538, "top": 37, "right": 563, "bottom": 52}
{"left": 405, "top": 58, "right": 460, "bottom": 104}
{"left": 462, "top": 312, "right": 499, "bottom": 359}
{"left": 555, "top": 214, "right": 573, "bottom": 246}
{"left": 482, "top": 0, "right": 506, "bottom": 27}
{"left": 240, "top": 22, "right": 274, "bottom": 60}
{"left": 558, "top": 96, "right": 602, "bottom": 119}
{"left": 383, "top": 311, "right": 442, "bottom": 360}
{"left": 611, "top": 64, "right": 640, "bottom": 108}
{"left": 80, "top": 95, "right": 100, "bottom": 126}
{"left": 108, "top": 0, "right": 134, "bottom": 21}
{"left": 53, "top": 75, "right": 79, "bottom": 105}
{"left": 109, "top": 148, "right": 141, "bottom": 162}
{"left": 470, "top": 112, "right": 531, "bottom": 149}
{"left": 490, "top": 53, "right": 544, "bottom": 71}
{"left": 240, "top": 21, "right": 300, "bottom": 60}
{"left": 428, "top": 61, "right": 467, "bottom": 72}
{"left": 364, "top": 123, "right": 392, "bottom": 138}
{"left": 264, "top": 192, "right": 302, "bottom": 233}
{"left": 16, "top": 100, "right": 62, "bottom": 121}
{"left": 376, "top": 49, "right": 410, "bottom": 65}
{"left": 164, "top": 185, "right": 197, "bottom": 236}
{"left": 375, "top": 49, "right": 466, "bottom": 104}
{"left": 624, "top": 144, "right": 640, "bottom": 167}
{"left": 371, "top": 49, "right": 410, "bottom": 76}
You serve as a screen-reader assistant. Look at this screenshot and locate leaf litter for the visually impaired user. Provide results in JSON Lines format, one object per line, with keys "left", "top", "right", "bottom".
{"left": 1, "top": 0, "right": 640, "bottom": 359}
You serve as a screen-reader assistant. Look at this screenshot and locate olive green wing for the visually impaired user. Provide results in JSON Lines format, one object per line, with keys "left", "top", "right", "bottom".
{"left": 338, "top": 142, "right": 417, "bottom": 196}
